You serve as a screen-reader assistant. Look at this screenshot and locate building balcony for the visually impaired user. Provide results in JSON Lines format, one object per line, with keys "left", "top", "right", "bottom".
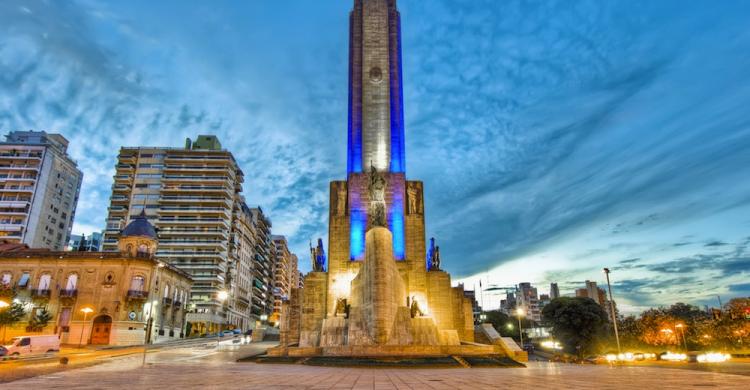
{"left": 0, "top": 153, "right": 42, "bottom": 159}
{"left": 173, "top": 300, "right": 182, "bottom": 309}
{"left": 158, "top": 229, "right": 228, "bottom": 237}
{"left": 163, "top": 165, "right": 228, "bottom": 172}
{"left": 158, "top": 206, "right": 229, "bottom": 214}
{"left": 59, "top": 289, "right": 78, "bottom": 298}
{"left": 164, "top": 155, "right": 231, "bottom": 162}
{"left": 156, "top": 252, "right": 227, "bottom": 260}
{"left": 31, "top": 289, "right": 51, "bottom": 299}
{"left": 0, "top": 165, "right": 40, "bottom": 171}
{"left": 0, "top": 174, "right": 37, "bottom": 180}
{"left": 162, "top": 176, "right": 230, "bottom": 183}
{"left": 0, "top": 186, "right": 35, "bottom": 192}
{"left": 127, "top": 290, "right": 149, "bottom": 301}
{"left": 162, "top": 297, "right": 173, "bottom": 306}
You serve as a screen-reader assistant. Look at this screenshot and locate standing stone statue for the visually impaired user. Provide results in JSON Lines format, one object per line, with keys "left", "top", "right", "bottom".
{"left": 334, "top": 298, "right": 349, "bottom": 318}
{"left": 432, "top": 246, "right": 441, "bottom": 271}
{"left": 368, "top": 163, "right": 387, "bottom": 227}
{"left": 336, "top": 183, "right": 347, "bottom": 216}
{"left": 410, "top": 296, "right": 424, "bottom": 318}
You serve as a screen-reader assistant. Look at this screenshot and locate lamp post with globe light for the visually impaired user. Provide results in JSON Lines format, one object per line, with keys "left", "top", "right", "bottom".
{"left": 675, "top": 323, "right": 688, "bottom": 351}
{"left": 78, "top": 307, "right": 94, "bottom": 348}
{"left": 516, "top": 308, "right": 525, "bottom": 347}
{"left": 0, "top": 300, "right": 9, "bottom": 343}
{"left": 603, "top": 268, "right": 621, "bottom": 356}
{"left": 217, "top": 290, "right": 228, "bottom": 347}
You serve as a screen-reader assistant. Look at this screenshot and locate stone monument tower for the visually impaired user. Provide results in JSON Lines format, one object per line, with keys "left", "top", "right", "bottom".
{"left": 273, "top": 0, "right": 500, "bottom": 358}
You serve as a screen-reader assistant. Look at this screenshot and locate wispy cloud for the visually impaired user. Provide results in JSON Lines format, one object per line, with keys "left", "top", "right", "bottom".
{"left": 1, "top": 0, "right": 749, "bottom": 310}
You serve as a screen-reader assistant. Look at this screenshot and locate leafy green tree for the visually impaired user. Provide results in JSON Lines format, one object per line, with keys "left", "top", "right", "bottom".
{"left": 542, "top": 297, "right": 609, "bottom": 357}
{"left": 482, "top": 310, "right": 525, "bottom": 338}
{"left": 28, "top": 308, "right": 53, "bottom": 331}
{"left": 0, "top": 302, "right": 26, "bottom": 342}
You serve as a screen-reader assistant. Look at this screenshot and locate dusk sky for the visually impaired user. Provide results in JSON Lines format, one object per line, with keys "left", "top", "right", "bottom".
{"left": 1, "top": 0, "right": 749, "bottom": 313}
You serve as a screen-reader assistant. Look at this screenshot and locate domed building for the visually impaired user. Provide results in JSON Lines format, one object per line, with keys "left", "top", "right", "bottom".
{"left": 117, "top": 210, "right": 158, "bottom": 258}
{"left": 0, "top": 211, "right": 191, "bottom": 346}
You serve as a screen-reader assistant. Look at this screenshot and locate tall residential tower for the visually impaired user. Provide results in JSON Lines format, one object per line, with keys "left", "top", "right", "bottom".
{"left": 103, "top": 135, "right": 273, "bottom": 333}
{"left": 0, "top": 131, "right": 82, "bottom": 250}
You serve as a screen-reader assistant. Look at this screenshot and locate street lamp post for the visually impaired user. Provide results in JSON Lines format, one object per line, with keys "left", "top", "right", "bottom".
{"left": 217, "top": 290, "right": 228, "bottom": 348}
{"left": 516, "top": 308, "right": 525, "bottom": 347}
{"left": 603, "top": 268, "right": 622, "bottom": 356}
{"left": 78, "top": 307, "right": 94, "bottom": 348}
{"left": 142, "top": 261, "right": 165, "bottom": 367}
{"left": 675, "top": 323, "right": 688, "bottom": 351}
{"left": 0, "top": 300, "right": 9, "bottom": 343}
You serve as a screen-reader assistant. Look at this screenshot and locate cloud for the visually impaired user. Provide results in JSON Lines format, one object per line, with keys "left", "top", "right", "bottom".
{"left": 1, "top": 0, "right": 749, "bottom": 311}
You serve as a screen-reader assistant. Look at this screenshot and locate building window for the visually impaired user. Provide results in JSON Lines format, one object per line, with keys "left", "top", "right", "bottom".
{"left": 65, "top": 273, "right": 78, "bottom": 290}
{"left": 18, "top": 272, "right": 30, "bottom": 288}
{"left": 130, "top": 276, "right": 145, "bottom": 292}
{"left": 1, "top": 272, "right": 11, "bottom": 286}
{"left": 38, "top": 273, "right": 51, "bottom": 290}
{"left": 58, "top": 307, "right": 71, "bottom": 332}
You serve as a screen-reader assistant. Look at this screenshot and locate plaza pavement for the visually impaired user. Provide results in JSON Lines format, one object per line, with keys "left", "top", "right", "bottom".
{"left": 2, "top": 343, "right": 747, "bottom": 390}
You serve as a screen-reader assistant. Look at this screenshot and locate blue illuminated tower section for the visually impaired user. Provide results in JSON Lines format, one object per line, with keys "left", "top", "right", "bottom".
{"left": 347, "top": 0, "right": 406, "bottom": 261}
{"left": 347, "top": 0, "right": 406, "bottom": 174}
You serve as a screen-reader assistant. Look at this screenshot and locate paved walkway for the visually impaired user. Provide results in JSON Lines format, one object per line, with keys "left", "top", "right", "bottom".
{"left": 3, "top": 353, "right": 747, "bottom": 389}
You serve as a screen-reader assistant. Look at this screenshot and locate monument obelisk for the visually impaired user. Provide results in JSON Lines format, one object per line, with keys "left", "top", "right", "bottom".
{"left": 273, "top": 0, "right": 504, "bottom": 358}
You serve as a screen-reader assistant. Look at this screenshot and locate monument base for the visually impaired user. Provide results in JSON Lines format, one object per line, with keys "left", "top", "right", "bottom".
{"left": 267, "top": 342, "right": 504, "bottom": 358}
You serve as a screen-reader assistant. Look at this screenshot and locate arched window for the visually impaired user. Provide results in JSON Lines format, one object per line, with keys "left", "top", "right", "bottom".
{"left": 130, "top": 275, "right": 145, "bottom": 292}
{"left": 138, "top": 244, "right": 149, "bottom": 256}
{"left": 65, "top": 273, "right": 78, "bottom": 290}
{"left": 163, "top": 284, "right": 169, "bottom": 299}
{"left": 38, "top": 273, "right": 51, "bottom": 290}
{"left": 1, "top": 272, "right": 11, "bottom": 286}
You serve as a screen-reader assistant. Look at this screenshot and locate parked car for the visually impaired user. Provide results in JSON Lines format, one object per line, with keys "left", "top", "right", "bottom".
{"left": 1, "top": 335, "right": 60, "bottom": 358}
{"left": 231, "top": 329, "right": 242, "bottom": 335}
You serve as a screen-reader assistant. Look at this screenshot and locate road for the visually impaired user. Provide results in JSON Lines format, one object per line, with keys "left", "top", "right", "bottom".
{"left": 1, "top": 343, "right": 748, "bottom": 389}
{"left": 0, "top": 337, "right": 259, "bottom": 383}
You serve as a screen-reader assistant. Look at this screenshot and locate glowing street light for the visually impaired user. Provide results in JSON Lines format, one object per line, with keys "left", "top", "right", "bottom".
{"left": 516, "top": 308, "right": 525, "bottom": 347}
{"left": 506, "top": 323, "right": 514, "bottom": 330}
{"left": 0, "top": 300, "right": 9, "bottom": 343}
{"left": 216, "top": 290, "right": 229, "bottom": 347}
{"left": 78, "top": 307, "right": 94, "bottom": 348}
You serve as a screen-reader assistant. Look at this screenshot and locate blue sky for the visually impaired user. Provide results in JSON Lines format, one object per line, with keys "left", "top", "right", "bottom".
{"left": 1, "top": 0, "right": 749, "bottom": 313}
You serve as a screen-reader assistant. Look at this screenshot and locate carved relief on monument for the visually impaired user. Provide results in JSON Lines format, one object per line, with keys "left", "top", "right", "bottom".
{"left": 368, "top": 164, "right": 387, "bottom": 226}
{"left": 331, "top": 182, "right": 348, "bottom": 216}
{"left": 406, "top": 181, "right": 423, "bottom": 215}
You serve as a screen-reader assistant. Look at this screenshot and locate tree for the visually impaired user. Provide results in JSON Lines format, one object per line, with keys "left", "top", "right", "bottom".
{"left": 28, "top": 308, "right": 53, "bottom": 332}
{"left": 482, "top": 310, "right": 520, "bottom": 338}
{"left": 0, "top": 302, "right": 26, "bottom": 343}
{"left": 542, "top": 297, "right": 609, "bottom": 358}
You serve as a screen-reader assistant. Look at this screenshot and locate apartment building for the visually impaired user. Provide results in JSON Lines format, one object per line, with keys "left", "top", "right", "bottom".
{"left": 249, "top": 207, "right": 275, "bottom": 320}
{"left": 103, "top": 135, "right": 254, "bottom": 334}
{"left": 68, "top": 232, "right": 103, "bottom": 251}
{"left": 517, "top": 282, "right": 542, "bottom": 323}
{"left": 0, "top": 131, "right": 82, "bottom": 250}
{"left": 270, "top": 235, "right": 298, "bottom": 325}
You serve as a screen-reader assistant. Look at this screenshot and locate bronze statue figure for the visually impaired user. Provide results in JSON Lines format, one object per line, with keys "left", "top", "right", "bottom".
{"left": 410, "top": 296, "right": 424, "bottom": 318}
{"left": 334, "top": 297, "right": 349, "bottom": 318}
{"left": 368, "top": 162, "right": 387, "bottom": 227}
